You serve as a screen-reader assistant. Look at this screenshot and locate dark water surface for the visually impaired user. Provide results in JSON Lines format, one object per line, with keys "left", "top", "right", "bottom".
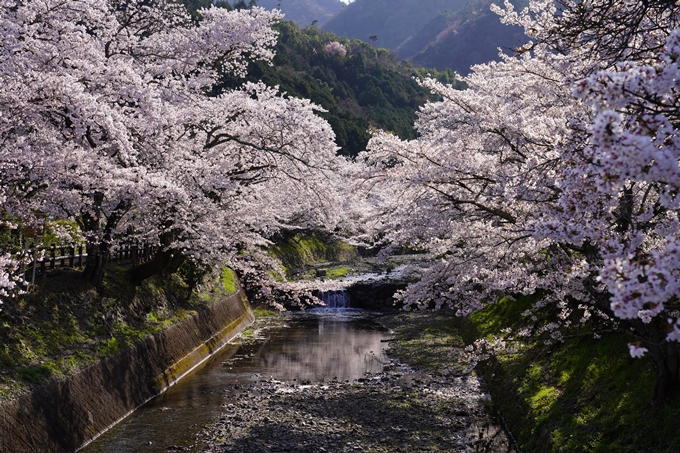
{"left": 81, "top": 310, "right": 390, "bottom": 453}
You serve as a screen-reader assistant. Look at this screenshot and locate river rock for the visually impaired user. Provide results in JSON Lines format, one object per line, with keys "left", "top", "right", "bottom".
{"left": 198, "top": 360, "right": 508, "bottom": 452}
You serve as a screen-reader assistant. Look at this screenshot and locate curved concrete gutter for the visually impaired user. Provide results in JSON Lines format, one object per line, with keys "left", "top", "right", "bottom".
{"left": 0, "top": 288, "right": 254, "bottom": 453}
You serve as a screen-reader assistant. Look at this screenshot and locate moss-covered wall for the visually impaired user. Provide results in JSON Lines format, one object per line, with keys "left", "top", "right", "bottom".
{"left": 269, "top": 232, "right": 359, "bottom": 272}
{"left": 0, "top": 287, "right": 254, "bottom": 453}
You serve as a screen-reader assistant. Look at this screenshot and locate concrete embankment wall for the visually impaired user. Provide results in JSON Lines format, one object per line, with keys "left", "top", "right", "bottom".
{"left": 0, "top": 288, "right": 254, "bottom": 453}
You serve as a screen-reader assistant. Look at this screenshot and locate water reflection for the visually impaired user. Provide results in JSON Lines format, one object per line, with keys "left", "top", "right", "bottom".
{"left": 81, "top": 311, "right": 389, "bottom": 453}
{"left": 248, "top": 313, "right": 388, "bottom": 382}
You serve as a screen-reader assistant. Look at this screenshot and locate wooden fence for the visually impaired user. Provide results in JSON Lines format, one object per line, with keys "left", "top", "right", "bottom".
{"left": 26, "top": 243, "right": 158, "bottom": 277}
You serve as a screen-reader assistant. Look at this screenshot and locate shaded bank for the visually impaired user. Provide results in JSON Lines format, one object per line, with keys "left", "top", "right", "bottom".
{"left": 0, "top": 288, "right": 254, "bottom": 453}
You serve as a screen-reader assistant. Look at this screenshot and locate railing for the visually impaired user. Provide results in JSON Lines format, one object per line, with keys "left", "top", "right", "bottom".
{"left": 26, "top": 243, "right": 158, "bottom": 278}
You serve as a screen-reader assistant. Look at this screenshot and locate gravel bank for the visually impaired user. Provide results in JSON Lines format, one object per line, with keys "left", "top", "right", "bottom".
{"left": 199, "top": 313, "right": 510, "bottom": 453}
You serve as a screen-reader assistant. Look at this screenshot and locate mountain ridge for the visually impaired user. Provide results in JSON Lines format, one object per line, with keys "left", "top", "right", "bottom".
{"left": 323, "top": 0, "right": 468, "bottom": 50}
{"left": 256, "top": 0, "right": 346, "bottom": 26}
{"left": 322, "top": 0, "right": 528, "bottom": 75}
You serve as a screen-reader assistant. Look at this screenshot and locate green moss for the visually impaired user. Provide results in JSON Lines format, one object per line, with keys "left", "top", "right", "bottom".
{"left": 468, "top": 295, "right": 534, "bottom": 336}
{"left": 269, "top": 232, "right": 358, "bottom": 272}
{"left": 325, "top": 266, "right": 351, "bottom": 279}
{"left": 18, "top": 361, "right": 60, "bottom": 384}
{"left": 253, "top": 307, "right": 278, "bottom": 317}
{"left": 100, "top": 265, "right": 137, "bottom": 302}
{"left": 221, "top": 267, "right": 238, "bottom": 294}
{"left": 465, "top": 296, "right": 680, "bottom": 453}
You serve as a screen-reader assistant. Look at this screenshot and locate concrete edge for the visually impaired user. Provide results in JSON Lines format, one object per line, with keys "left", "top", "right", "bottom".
{"left": 0, "top": 287, "right": 255, "bottom": 453}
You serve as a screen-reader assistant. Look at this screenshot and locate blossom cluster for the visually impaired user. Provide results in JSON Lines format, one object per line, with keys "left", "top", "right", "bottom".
{"left": 352, "top": 0, "right": 680, "bottom": 364}
{"left": 0, "top": 0, "right": 350, "bottom": 298}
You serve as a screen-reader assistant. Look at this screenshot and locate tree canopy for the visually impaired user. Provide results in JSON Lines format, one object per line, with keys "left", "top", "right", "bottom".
{"left": 0, "top": 0, "right": 349, "bottom": 304}
{"left": 351, "top": 0, "right": 680, "bottom": 401}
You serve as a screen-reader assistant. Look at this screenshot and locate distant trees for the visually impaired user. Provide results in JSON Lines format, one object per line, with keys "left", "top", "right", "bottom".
{"left": 0, "top": 0, "right": 347, "bottom": 295}
{"left": 354, "top": 0, "right": 680, "bottom": 401}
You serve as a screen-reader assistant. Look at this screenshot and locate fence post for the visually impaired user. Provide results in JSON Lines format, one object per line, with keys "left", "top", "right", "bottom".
{"left": 60, "top": 246, "right": 66, "bottom": 268}
{"left": 78, "top": 246, "right": 84, "bottom": 268}
{"left": 31, "top": 242, "right": 38, "bottom": 285}
{"left": 69, "top": 246, "right": 75, "bottom": 268}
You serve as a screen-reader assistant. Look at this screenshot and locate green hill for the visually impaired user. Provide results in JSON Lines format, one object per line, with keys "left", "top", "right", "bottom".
{"left": 180, "top": 1, "right": 465, "bottom": 156}
{"left": 217, "top": 20, "right": 464, "bottom": 156}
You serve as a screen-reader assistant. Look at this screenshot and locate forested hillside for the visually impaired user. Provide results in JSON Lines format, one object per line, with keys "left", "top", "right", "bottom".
{"left": 399, "top": 0, "right": 527, "bottom": 74}
{"left": 219, "top": 19, "right": 463, "bottom": 156}
{"left": 323, "top": 0, "right": 527, "bottom": 75}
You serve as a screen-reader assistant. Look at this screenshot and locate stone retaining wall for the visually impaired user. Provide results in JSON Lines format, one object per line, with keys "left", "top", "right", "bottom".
{"left": 0, "top": 288, "right": 254, "bottom": 453}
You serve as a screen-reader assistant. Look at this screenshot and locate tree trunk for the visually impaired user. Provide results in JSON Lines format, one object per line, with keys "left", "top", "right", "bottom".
{"left": 127, "top": 248, "right": 175, "bottom": 287}
{"left": 79, "top": 195, "right": 131, "bottom": 290}
{"left": 81, "top": 240, "right": 110, "bottom": 289}
{"left": 127, "top": 231, "right": 176, "bottom": 286}
{"left": 648, "top": 341, "right": 680, "bottom": 403}
{"left": 637, "top": 316, "right": 680, "bottom": 403}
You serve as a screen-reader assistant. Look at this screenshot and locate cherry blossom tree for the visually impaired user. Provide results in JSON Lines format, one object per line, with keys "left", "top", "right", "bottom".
{"left": 502, "top": 0, "right": 680, "bottom": 401}
{"left": 0, "top": 199, "right": 26, "bottom": 310}
{"left": 353, "top": 0, "right": 680, "bottom": 400}
{"left": 0, "top": 0, "right": 348, "bottom": 291}
{"left": 324, "top": 41, "right": 347, "bottom": 56}
{"left": 354, "top": 45, "right": 595, "bottom": 349}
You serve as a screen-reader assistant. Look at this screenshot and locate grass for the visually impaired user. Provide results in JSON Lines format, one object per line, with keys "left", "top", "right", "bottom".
{"left": 467, "top": 297, "right": 680, "bottom": 453}
{"left": 324, "top": 266, "right": 352, "bottom": 279}
{"left": 252, "top": 306, "right": 278, "bottom": 317}
{"left": 17, "top": 362, "right": 60, "bottom": 384}
{"left": 0, "top": 265, "right": 231, "bottom": 401}
{"left": 221, "top": 267, "right": 238, "bottom": 293}
{"left": 381, "top": 302, "right": 680, "bottom": 453}
{"left": 240, "top": 328, "right": 255, "bottom": 339}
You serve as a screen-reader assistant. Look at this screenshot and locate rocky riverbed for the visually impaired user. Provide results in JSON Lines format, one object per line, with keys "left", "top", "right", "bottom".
{"left": 197, "top": 312, "right": 511, "bottom": 453}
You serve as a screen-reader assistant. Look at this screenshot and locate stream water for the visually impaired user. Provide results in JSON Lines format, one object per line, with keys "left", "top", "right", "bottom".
{"left": 81, "top": 310, "right": 390, "bottom": 453}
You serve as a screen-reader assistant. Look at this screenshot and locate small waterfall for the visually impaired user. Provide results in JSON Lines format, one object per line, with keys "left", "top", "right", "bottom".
{"left": 318, "top": 290, "right": 351, "bottom": 309}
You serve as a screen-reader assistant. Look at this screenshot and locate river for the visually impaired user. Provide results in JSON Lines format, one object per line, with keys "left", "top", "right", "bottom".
{"left": 81, "top": 310, "right": 391, "bottom": 452}
{"left": 82, "top": 305, "right": 512, "bottom": 453}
